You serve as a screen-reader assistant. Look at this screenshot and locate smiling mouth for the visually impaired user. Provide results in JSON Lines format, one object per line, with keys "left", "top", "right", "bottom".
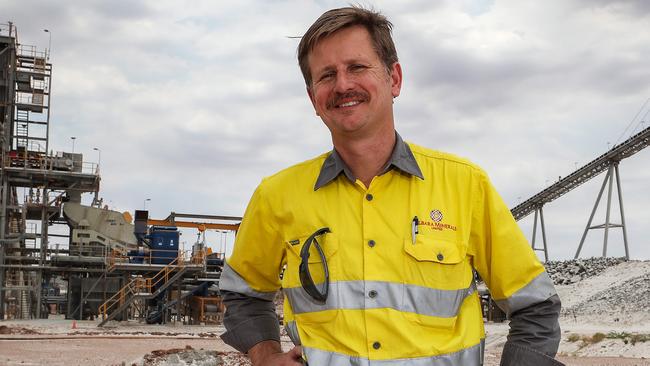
{"left": 338, "top": 100, "right": 361, "bottom": 108}
{"left": 328, "top": 91, "right": 369, "bottom": 110}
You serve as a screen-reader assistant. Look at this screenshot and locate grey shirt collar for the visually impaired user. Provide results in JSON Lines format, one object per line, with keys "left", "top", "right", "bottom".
{"left": 314, "top": 132, "right": 424, "bottom": 190}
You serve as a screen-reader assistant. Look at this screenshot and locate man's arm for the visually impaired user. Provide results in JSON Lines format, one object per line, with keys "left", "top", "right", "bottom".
{"left": 468, "top": 170, "right": 564, "bottom": 365}
{"left": 222, "top": 291, "right": 303, "bottom": 366}
{"left": 221, "top": 290, "right": 280, "bottom": 353}
{"left": 500, "top": 294, "right": 563, "bottom": 366}
{"left": 218, "top": 181, "right": 294, "bottom": 359}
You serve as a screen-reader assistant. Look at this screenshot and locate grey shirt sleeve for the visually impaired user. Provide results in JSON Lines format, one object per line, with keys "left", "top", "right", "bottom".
{"left": 220, "top": 290, "right": 280, "bottom": 353}
{"left": 500, "top": 294, "right": 564, "bottom": 366}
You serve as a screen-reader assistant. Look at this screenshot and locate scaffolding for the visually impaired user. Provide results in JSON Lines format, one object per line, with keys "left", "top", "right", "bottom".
{"left": 0, "top": 23, "right": 242, "bottom": 325}
{"left": 0, "top": 22, "right": 100, "bottom": 319}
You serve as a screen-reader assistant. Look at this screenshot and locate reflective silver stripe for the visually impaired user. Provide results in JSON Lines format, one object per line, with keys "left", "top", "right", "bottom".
{"left": 495, "top": 271, "right": 557, "bottom": 316}
{"left": 218, "top": 261, "right": 276, "bottom": 301}
{"left": 304, "top": 341, "right": 483, "bottom": 366}
{"left": 284, "top": 280, "right": 475, "bottom": 318}
{"left": 285, "top": 320, "right": 301, "bottom": 346}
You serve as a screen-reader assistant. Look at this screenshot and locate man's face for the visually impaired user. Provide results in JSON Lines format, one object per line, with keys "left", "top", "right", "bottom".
{"left": 307, "top": 25, "right": 402, "bottom": 139}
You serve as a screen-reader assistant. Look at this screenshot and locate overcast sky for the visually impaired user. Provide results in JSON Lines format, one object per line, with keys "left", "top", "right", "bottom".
{"left": 2, "top": 0, "right": 649, "bottom": 260}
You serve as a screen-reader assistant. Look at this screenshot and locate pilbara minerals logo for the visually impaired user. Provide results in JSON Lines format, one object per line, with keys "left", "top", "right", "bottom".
{"left": 430, "top": 209, "right": 443, "bottom": 222}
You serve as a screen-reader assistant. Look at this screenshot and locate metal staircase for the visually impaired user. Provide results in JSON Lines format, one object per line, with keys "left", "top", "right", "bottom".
{"left": 97, "top": 257, "right": 188, "bottom": 327}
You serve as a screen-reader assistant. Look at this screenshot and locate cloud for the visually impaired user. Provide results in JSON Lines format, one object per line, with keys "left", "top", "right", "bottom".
{"left": 2, "top": 0, "right": 649, "bottom": 259}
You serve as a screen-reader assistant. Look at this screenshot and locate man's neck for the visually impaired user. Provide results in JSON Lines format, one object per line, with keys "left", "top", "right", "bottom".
{"left": 333, "top": 128, "right": 396, "bottom": 187}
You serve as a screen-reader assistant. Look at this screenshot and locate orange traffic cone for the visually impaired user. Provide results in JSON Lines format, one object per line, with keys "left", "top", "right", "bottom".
{"left": 72, "top": 320, "right": 77, "bottom": 329}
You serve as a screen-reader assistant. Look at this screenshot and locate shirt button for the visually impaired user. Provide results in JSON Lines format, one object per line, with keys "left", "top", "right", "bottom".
{"left": 365, "top": 193, "right": 373, "bottom": 201}
{"left": 368, "top": 290, "right": 377, "bottom": 298}
{"left": 368, "top": 240, "right": 376, "bottom": 248}
{"left": 437, "top": 253, "right": 444, "bottom": 261}
{"left": 373, "top": 341, "right": 381, "bottom": 349}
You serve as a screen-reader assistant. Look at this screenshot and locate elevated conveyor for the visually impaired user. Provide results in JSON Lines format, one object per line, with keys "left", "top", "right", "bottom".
{"left": 511, "top": 126, "right": 650, "bottom": 220}
{"left": 510, "top": 126, "right": 649, "bottom": 260}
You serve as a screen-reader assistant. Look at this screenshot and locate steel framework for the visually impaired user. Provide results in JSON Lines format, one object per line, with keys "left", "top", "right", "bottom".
{"left": 0, "top": 24, "right": 237, "bottom": 324}
{"left": 0, "top": 23, "right": 100, "bottom": 319}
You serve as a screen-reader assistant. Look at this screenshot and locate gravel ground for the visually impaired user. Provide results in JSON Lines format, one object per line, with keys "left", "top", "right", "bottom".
{"left": 0, "top": 338, "right": 221, "bottom": 366}
{"left": 1, "top": 319, "right": 648, "bottom": 365}
{"left": 1, "top": 260, "right": 648, "bottom": 365}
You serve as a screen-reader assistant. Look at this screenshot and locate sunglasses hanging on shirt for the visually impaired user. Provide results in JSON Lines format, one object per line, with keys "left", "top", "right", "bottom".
{"left": 299, "top": 227, "right": 331, "bottom": 304}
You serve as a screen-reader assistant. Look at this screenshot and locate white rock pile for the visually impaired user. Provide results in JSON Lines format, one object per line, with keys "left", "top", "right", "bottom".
{"left": 549, "top": 258, "right": 650, "bottom": 319}
{"left": 564, "top": 272, "right": 650, "bottom": 316}
{"left": 544, "top": 257, "right": 626, "bottom": 285}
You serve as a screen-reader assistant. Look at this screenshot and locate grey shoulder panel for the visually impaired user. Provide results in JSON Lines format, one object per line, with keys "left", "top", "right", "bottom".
{"left": 496, "top": 271, "right": 557, "bottom": 316}
{"left": 219, "top": 261, "right": 277, "bottom": 301}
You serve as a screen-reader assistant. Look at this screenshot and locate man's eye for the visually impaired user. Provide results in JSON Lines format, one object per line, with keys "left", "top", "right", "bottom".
{"left": 350, "top": 64, "right": 366, "bottom": 72}
{"left": 319, "top": 72, "right": 335, "bottom": 81}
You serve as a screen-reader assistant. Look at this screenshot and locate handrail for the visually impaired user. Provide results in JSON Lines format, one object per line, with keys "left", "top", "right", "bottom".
{"left": 104, "top": 248, "right": 199, "bottom": 269}
{"left": 146, "top": 256, "right": 180, "bottom": 292}
{"left": 98, "top": 251, "right": 192, "bottom": 320}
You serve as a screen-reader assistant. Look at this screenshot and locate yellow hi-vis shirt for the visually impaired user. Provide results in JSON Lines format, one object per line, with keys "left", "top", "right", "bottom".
{"left": 222, "top": 141, "right": 555, "bottom": 365}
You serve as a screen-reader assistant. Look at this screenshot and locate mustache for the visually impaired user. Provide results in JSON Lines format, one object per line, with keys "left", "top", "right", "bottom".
{"left": 326, "top": 91, "right": 369, "bottom": 109}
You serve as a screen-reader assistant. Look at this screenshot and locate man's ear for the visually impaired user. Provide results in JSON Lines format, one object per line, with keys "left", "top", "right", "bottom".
{"left": 307, "top": 86, "right": 319, "bottom": 116}
{"left": 390, "top": 62, "right": 403, "bottom": 98}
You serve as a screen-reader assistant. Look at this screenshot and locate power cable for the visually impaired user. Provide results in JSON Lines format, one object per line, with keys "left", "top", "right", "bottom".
{"left": 613, "top": 98, "right": 649, "bottom": 147}
{"left": 628, "top": 108, "right": 649, "bottom": 136}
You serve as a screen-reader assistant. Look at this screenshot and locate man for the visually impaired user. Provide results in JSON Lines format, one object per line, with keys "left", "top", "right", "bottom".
{"left": 220, "top": 6, "right": 562, "bottom": 366}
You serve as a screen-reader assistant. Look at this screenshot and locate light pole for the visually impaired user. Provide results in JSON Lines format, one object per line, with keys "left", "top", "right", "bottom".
{"left": 43, "top": 29, "right": 51, "bottom": 61}
{"left": 93, "top": 147, "right": 101, "bottom": 173}
{"left": 70, "top": 136, "right": 76, "bottom": 153}
{"left": 143, "top": 198, "right": 151, "bottom": 210}
{"left": 220, "top": 231, "right": 228, "bottom": 258}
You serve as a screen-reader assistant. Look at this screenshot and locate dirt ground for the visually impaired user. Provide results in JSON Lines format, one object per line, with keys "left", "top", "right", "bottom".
{"left": 0, "top": 318, "right": 649, "bottom": 365}
{"left": 0, "top": 338, "right": 220, "bottom": 366}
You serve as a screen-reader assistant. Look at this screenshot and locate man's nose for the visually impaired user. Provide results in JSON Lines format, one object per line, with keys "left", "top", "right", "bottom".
{"left": 333, "top": 72, "right": 355, "bottom": 93}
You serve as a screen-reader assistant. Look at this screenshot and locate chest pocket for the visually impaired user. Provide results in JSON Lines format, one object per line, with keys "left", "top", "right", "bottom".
{"left": 402, "top": 233, "right": 473, "bottom": 329}
{"left": 403, "top": 233, "right": 471, "bottom": 290}
{"left": 282, "top": 230, "right": 340, "bottom": 324}
{"left": 283, "top": 232, "right": 339, "bottom": 286}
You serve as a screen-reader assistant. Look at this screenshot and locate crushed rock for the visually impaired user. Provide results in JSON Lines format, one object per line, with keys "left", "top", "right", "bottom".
{"left": 545, "top": 257, "right": 626, "bottom": 285}
{"left": 563, "top": 271, "right": 650, "bottom": 317}
{"left": 137, "top": 348, "right": 252, "bottom": 366}
{"left": 139, "top": 345, "right": 222, "bottom": 366}
{"left": 0, "top": 325, "right": 40, "bottom": 335}
{"left": 217, "top": 351, "right": 252, "bottom": 366}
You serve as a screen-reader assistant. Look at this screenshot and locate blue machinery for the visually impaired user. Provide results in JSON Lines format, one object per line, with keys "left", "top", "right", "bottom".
{"left": 129, "top": 225, "right": 180, "bottom": 265}
{"left": 96, "top": 210, "right": 240, "bottom": 326}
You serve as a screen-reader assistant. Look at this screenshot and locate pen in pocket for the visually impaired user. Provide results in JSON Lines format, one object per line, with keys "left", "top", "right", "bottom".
{"left": 411, "top": 216, "right": 418, "bottom": 244}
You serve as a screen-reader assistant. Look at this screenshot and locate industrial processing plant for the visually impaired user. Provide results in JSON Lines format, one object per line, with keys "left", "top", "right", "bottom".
{"left": 1, "top": 14, "right": 649, "bottom": 366}
{"left": 0, "top": 22, "right": 240, "bottom": 326}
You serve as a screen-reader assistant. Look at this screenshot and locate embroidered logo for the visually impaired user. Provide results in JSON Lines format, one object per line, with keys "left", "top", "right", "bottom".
{"left": 417, "top": 209, "right": 457, "bottom": 232}
{"left": 430, "top": 209, "right": 443, "bottom": 222}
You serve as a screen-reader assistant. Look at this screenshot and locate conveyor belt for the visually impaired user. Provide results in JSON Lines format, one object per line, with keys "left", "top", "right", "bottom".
{"left": 511, "top": 126, "right": 650, "bottom": 221}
